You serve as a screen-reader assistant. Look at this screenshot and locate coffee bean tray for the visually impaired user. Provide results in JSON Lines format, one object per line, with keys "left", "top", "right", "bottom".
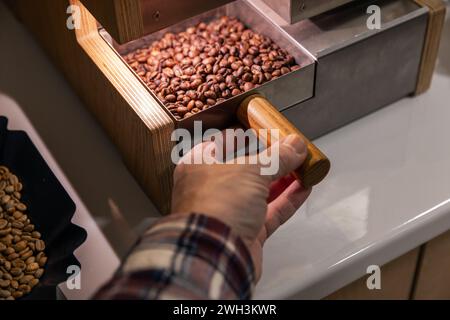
{"left": 0, "top": 116, "right": 87, "bottom": 299}
{"left": 101, "top": 0, "right": 316, "bottom": 132}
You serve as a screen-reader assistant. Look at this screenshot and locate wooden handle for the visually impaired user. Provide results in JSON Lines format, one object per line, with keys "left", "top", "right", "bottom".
{"left": 414, "top": 0, "right": 447, "bottom": 94}
{"left": 237, "top": 95, "right": 330, "bottom": 188}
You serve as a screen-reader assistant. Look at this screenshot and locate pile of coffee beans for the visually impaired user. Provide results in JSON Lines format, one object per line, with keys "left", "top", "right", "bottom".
{"left": 0, "top": 166, "right": 47, "bottom": 300}
{"left": 123, "top": 16, "right": 300, "bottom": 120}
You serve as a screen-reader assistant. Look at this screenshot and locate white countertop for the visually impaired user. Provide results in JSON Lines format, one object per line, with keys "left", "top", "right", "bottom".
{"left": 256, "top": 11, "right": 450, "bottom": 299}
{"left": 1, "top": 3, "right": 449, "bottom": 300}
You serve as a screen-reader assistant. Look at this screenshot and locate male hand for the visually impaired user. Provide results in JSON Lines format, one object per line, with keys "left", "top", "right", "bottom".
{"left": 171, "top": 134, "right": 311, "bottom": 280}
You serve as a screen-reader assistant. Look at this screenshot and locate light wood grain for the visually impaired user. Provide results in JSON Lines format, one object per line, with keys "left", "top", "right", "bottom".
{"left": 326, "top": 248, "right": 420, "bottom": 300}
{"left": 11, "top": 0, "right": 175, "bottom": 214}
{"left": 413, "top": 230, "right": 450, "bottom": 299}
{"left": 80, "top": 0, "right": 144, "bottom": 44}
{"left": 414, "top": 0, "right": 447, "bottom": 94}
{"left": 238, "top": 95, "right": 330, "bottom": 188}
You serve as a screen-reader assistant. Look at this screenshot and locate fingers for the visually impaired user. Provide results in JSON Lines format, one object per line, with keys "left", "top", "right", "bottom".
{"left": 263, "top": 180, "right": 311, "bottom": 241}
{"left": 258, "top": 134, "right": 308, "bottom": 182}
{"left": 178, "top": 126, "right": 248, "bottom": 166}
{"left": 178, "top": 141, "right": 216, "bottom": 164}
{"left": 267, "top": 175, "right": 296, "bottom": 203}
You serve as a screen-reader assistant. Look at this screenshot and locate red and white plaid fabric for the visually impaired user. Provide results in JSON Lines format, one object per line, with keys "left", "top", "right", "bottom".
{"left": 94, "top": 214, "right": 255, "bottom": 300}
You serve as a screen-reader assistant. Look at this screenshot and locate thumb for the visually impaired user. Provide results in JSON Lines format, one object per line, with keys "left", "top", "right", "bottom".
{"left": 267, "top": 134, "right": 307, "bottom": 181}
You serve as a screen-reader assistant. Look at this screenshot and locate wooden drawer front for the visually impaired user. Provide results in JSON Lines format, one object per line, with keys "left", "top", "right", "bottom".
{"left": 80, "top": 0, "right": 234, "bottom": 44}
{"left": 413, "top": 230, "right": 450, "bottom": 299}
{"left": 326, "top": 249, "right": 420, "bottom": 300}
{"left": 81, "top": 0, "right": 143, "bottom": 44}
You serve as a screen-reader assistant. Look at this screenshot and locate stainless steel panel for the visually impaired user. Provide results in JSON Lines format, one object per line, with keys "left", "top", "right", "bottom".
{"left": 101, "top": 0, "right": 316, "bottom": 131}
{"left": 281, "top": 0, "right": 428, "bottom": 139}
{"left": 281, "top": 0, "right": 426, "bottom": 57}
{"left": 261, "top": 0, "right": 357, "bottom": 23}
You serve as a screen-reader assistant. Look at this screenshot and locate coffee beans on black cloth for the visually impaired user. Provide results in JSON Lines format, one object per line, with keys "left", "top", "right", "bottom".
{"left": 0, "top": 166, "right": 47, "bottom": 300}
{"left": 123, "top": 16, "right": 300, "bottom": 120}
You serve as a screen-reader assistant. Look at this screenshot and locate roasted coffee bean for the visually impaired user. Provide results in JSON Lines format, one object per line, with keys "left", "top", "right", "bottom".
{"left": 26, "top": 263, "right": 39, "bottom": 273}
{"left": 242, "top": 73, "right": 253, "bottom": 82}
{"left": 12, "top": 259, "right": 25, "bottom": 270}
{"left": 13, "top": 241, "right": 27, "bottom": 252}
{"left": 20, "top": 250, "right": 33, "bottom": 260}
{"left": 194, "top": 101, "right": 204, "bottom": 109}
{"left": 231, "top": 88, "right": 241, "bottom": 96}
{"left": 190, "top": 79, "right": 202, "bottom": 89}
{"left": 272, "top": 69, "right": 281, "bottom": 77}
{"left": 186, "top": 90, "right": 198, "bottom": 100}
{"left": 0, "top": 219, "right": 7, "bottom": 229}
{"left": 177, "top": 106, "right": 189, "bottom": 116}
{"left": 12, "top": 211, "right": 23, "bottom": 220}
{"left": 10, "top": 268, "right": 22, "bottom": 277}
{"left": 3, "top": 273, "right": 12, "bottom": 281}
{"left": 7, "top": 253, "right": 19, "bottom": 261}
{"left": 29, "top": 278, "right": 39, "bottom": 288}
{"left": 243, "top": 82, "right": 254, "bottom": 91}
{"left": 122, "top": 16, "right": 299, "bottom": 119}
{"left": 19, "top": 275, "right": 33, "bottom": 284}
{"left": 18, "top": 284, "right": 31, "bottom": 294}
{"left": 281, "top": 66, "right": 290, "bottom": 75}
{"left": 36, "top": 252, "right": 44, "bottom": 262}
{"left": 4, "top": 186, "right": 14, "bottom": 194}
{"left": 204, "top": 91, "right": 216, "bottom": 99}
{"left": 1, "top": 195, "right": 10, "bottom": 205}
{"left": 25, "top": 257, "right": 35, "bottom": 265}
{"left": 11, "top": 229, "right": 21, "bottom": 236}
{"left": 0, "top": 289, "right": 11, "bottom": 298}
{"left": 0, "top": 279, "right": 10, "bottom": 288}
{"left": 31, "top": 231, "right": 41, "bottom": 239}
{"left": 23, "top": 224, "right": 34, "bottom": 233}
{"left": 186, "top": 100, "right": 195, "bottom": 111}
{"left": 10, "top": 280, "right": 18, "bottom": 290}
{"left": 16, "top": 203, "right": 27, "bottom": 212}
{"left": 165, "top": 94, "right": 177, "bottom": 103}
{"left": 34, "top": 268, "right": 44, "bottom": 279}
{"left": 11, "top": 221, "right": 24, "bottom": 229}
{"left": 0, "top": 167, "right": 47, "bottom": 299}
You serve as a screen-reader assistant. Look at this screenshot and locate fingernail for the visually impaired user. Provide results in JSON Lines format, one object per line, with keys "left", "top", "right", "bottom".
{"left": 282, "top": 134, "right": 307, "bottom": 158}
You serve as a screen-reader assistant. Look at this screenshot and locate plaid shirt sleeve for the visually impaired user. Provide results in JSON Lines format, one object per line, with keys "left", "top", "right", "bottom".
{"left": 94, "top": 213, "right": 255, "bottom": 300}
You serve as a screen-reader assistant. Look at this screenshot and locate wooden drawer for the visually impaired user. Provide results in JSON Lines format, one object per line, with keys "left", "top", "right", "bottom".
{"left": 413, "top": 230, "right": 450, "bottom": 299}
{"left": 327, "top": 229, "right": 450, "bottom": 299}
{"left": 80, "top": 0, "right": 233, "bottom": 43}
{"left": 326, "top": 249, "right": 420, "bottom": 300}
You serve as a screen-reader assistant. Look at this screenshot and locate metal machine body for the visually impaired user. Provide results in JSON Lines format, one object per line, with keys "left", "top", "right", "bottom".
{"left": 101, "top": 0, "right": 430, "bottom": 138}
{"left": 258, "top": 0, "right": 429, "bottom": 138}
{"left": 140, "top": 0, "right": 360, "bottom": 33}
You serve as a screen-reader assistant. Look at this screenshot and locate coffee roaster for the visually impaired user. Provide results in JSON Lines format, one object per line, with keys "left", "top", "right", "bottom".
{"left": 9, "top": 0, "right": 446, "bottom": 213}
